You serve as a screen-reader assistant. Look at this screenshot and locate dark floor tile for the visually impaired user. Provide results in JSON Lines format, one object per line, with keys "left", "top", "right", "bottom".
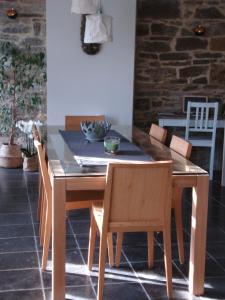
{"left": 175, "top": 258, "right": 225, "bottom": 278}
{"left": 76, "top": 233, "right": 93, "bottom": 249}
{"left": 207, "top": 227, "right": 225, "bottom": 243}
{"left": 45, "top": 285, "right": 96, "bottom": 300}
{"left": 0, "top": 289, "right": 44, "bottom": 300}
{"left": 68, "top": 209, "right": 90, "bottom": 221}
{"left": 0, "top": 224, "right": 33, "bottom": 238}
{"left": 69, "top": 220, "right": 90, "bottom": 235}
{"left": 96, "top": 282, "right": 149, "bottom": 300}
{"left": 143, "top": 281, "right": 196, "bottom": 299}
{"left": 0, "top": 202, "right": 30, "bottom": 213}
{"left": 0, "top": 252, "right": 38, "bottom": 270}
{"left": 36, "top": 234, "right": 76, "bottom": 252}
{"left": 42, "top": 269, "right": 92, "bottom": 288}
{"left": 202, "top": 277, "right": 225, "bottom": 299}
{"left": 207, "top": 242, "right": 225, "bottom": 259}
{"left": 39, "top": 249, "right": 85, "bottom": 271}
{"left": 0, "top": 187, "right": 27, "bottom": 197}
{"left": 132, "top": 261, "right": 185, "bottom": 285}
{"left": 0, "top": 237, "right": 36, "bottom": 253}
{"left": 90, "top": 263, "right": 135, "bottom": 285}
{"left": 0, "top": 194, "right": 29, "bottom": 203}
{"left": 0, "top": 269, "right": 41, "bottom": 291}
{"left": 0, "top": 213, "right": 32, "bottom": 226}
{"left": 122, "top": 244, "right": 164, "bottom": 263}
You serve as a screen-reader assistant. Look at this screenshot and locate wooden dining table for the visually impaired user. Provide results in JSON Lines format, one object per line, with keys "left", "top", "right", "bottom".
{"left": 46, "top": 125, "right": 209, "bottom": 300}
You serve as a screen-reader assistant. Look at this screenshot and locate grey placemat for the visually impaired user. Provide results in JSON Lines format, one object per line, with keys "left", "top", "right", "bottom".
{"left": 59, "top": 130, "right": 152, "bottom": 166}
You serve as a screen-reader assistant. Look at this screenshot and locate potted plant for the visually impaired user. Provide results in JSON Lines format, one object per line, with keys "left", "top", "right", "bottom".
{"left": 0, "top": 42, "right": 46, "bottom": 168}
{"left": 16, "top": 120, "right": 42, "bottom": 171}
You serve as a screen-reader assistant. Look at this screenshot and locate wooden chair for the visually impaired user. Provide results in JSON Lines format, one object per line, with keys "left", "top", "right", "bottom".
{"left": 170, "top": 135, "right": 192, "bottom": 264}
{"left": 115, "top": 135, "right": 192, "bottom": 266}
{"left": 185, "top": 102, "right": 218, "bottom": 180}
{"left": 149, "top": 123, "right": 167, "bottom": 143}
{"left": 88, "top": 161, "right": 173, "bottom": 300}
{"left": 34, "top": 140, "right": 112, "bottom": 270}
{"left": 65, "top": 115, "right": 105, "bottom": 131}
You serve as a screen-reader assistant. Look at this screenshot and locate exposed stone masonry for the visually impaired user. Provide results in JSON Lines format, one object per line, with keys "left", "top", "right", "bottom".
{"left": 0, "top": 0, "right": 46, "bottom": 123}
{"left": 134, "top": 0, "right": 225, "bottom": 130}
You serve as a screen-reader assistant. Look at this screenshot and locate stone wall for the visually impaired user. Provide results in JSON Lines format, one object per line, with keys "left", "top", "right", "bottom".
{"left": 0, "top": 0, "right": 46, "bottom": 50}
{"left": 0, "top": 0, "right": 46, "bottom": 122}
{"left": 134, "top": 0, "right": 225, "bottom": 130}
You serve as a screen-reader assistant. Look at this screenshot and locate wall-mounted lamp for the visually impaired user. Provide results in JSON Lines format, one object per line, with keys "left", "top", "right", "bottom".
{"left": 193, "top": 24, "right": 205, "bottom": 36}
{"left": 6, "top": 8, "right": 17, "bottom": 19}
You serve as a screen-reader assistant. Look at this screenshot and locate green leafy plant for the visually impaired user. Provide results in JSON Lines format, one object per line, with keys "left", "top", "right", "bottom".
{"left": 0, "top": 42, "right": 46, "bottom": 145}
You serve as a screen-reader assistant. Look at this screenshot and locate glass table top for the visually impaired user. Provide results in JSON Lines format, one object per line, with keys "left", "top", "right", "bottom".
{"left": 46, "top": 125, "right": 208, "bottom": 178}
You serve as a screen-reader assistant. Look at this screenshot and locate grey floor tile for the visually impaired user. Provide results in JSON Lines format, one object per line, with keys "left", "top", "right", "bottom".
{"left": 0, "top": 237, "right": 36, "bottom": 253}
{"left": 0, "top": 224, "right": 33, "bottom": 238}
{"left": 0, "top": 213, "right": 32, "bottom": 226}
{"left": 0, "top": 252, "right": 38, "bottom": 270}
{"left": 0, "top": 269, "right": 41, "bottom": 291}
{"left": 0, "top": 289, "right": 44, "bottom": 300}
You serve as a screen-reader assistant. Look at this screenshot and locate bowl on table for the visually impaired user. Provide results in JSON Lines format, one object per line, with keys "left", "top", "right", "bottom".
{"left": 80, "top": 120, "right": 111, "bottom": 142}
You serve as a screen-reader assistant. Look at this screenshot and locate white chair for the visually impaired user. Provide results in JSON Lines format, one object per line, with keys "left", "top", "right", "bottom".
{"left": 185, "top": 101, "right": 218, "bottom": 180}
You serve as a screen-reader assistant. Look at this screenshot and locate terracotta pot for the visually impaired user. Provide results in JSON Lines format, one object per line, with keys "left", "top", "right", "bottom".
{"left": 23, "top": 155, "right": 38, "bottom": 172}
{"left": 0, "top": 144, "right": 23, "bottom": 168}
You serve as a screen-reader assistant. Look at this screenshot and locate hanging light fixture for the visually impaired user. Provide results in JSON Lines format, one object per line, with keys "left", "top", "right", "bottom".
{"left": 84, "top": 14, "right": 112, "bottom": 43}
{"left": 71, "top": 0, "right": 99, "bottom": 14}
{"left": 83, "top": 0, "right": 112, "bottom": 44}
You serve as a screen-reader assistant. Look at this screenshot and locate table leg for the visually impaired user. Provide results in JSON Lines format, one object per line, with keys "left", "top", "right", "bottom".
{"left": 52, "top": 178, "right": 66, "bottom": 300}
{"left": 189, "top": 175, "right": 209, "bottom": 295}
{"left": 221, "top": 125, "right": 225, "bottom": 186}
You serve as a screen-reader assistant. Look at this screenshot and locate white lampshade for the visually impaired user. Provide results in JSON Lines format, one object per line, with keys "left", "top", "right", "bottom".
{"left": 84, "top": 14, "right": 113, "bottom": 44}
{"left": 71, "top": 0, "right": 99, "bottom": 14}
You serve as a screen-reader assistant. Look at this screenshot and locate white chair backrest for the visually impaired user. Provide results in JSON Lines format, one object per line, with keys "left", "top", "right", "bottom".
{"left": 185, "top": 102, "right": 218, "bottom": 139}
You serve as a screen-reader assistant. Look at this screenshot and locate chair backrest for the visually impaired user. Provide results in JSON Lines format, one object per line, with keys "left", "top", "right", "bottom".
{"left": 34, "top": 140, "right": 51, "bottom": 203}
{"left": 102, "top": 161, "right": 172, "bottom": 230}
{"left": 149, "top": 123, "right": 167, "bottom": 144}
{"left": 185, "top": 102, "right": 218, "bottom": 140}
{"left": 170, "top": 135, "right": 192, "bottom": 159}
{"left": 65, "top": 115, "right": 105, "bottom": 131}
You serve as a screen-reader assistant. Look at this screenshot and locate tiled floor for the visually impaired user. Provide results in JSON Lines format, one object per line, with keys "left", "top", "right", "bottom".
{"left": 0, "top": 168, "right": 225, "bottom": 300}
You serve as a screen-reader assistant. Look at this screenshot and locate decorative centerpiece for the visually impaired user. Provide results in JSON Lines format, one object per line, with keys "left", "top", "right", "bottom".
{"left": 104, "top": 136, "right": 120, "bottom": 154}
{"left": 80, "top": 120, "right": 111, "bottom": 141}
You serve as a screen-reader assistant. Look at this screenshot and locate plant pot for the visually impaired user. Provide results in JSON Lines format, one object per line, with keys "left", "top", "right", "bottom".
{"left": 0, "top": 143, "right": 23, "bottom": 168}
{"left": 23, "top": 155, "right": 38, "bottom": 172}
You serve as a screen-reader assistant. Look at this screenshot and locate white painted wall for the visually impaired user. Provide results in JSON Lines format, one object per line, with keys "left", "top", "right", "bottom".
{"left": 46, "top": 0, "right": 137, "bottom": 126}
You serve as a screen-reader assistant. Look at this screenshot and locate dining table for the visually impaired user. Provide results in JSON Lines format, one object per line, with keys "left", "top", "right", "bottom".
{"left": 46, "top": 125, "right": 209, "bottom": 300}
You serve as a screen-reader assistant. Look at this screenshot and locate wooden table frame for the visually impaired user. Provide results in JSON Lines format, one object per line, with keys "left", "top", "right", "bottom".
{"left": 48, "top": 127, "right": 209, "bottom": 300}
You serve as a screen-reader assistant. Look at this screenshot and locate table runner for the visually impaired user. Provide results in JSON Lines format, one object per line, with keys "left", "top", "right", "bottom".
{"left": 59, "top": 130, "right": 151, "bottom": 166}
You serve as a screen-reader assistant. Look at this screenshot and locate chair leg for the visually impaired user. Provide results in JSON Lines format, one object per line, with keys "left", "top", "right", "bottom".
{"left": 115, "top": 232, "right": 123, "bottom": 267}
{"left": 39, "top": 195, "right": 47, "bottom": 246}
{"left": 147, "top": 231, "right": 154, "bottom": 268}
{"left": 88, "top": 211, "right": 97, "bottom": 271}
{"left": 163, "top": 228, "right": 173, "bottom": 299}
{"left": 97, "top": 231, "right": 108, "bottom": 300}
{"left": 107, "top": 233, "right": 114, "bottom": 267}
{"left": 209, "top": 146, "right": 214, "bottom": 180}
{"left": 37, "top": 178, "right": 43, "bottom": 221}
{"left": 41, "top": 200, "right": 52, "bottom": 271}
{"left": 173, "top": 187, "right": 184, "bottom": 264}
